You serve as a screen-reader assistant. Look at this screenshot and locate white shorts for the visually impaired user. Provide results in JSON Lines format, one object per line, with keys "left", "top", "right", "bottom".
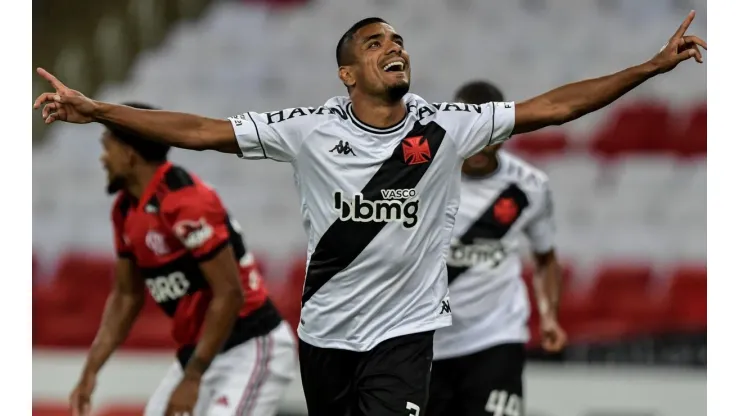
{"left": 144, "top": 321, "right": 297, "bottom": 416}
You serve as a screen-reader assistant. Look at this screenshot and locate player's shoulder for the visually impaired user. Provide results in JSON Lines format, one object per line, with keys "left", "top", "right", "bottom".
{"left": 497, "top": 150, "right": 550, "bottom": 192}
{"left": 158, "top": 165, "right": 219, "bottom": 209}
{"left": 421, "top": 95, "right": 491, "bottom": 125}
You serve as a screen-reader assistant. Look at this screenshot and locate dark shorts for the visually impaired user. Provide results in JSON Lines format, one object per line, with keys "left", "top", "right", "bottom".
{"left": 299, "top": 331, "right": 434, "bottom": 416}
{"left": 428, "top": 343, "right": 525, "bottom": 416}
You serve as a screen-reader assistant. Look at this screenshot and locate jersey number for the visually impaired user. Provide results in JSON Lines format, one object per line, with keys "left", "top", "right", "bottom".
{"left": 485, "top": 390, "right": 521, "bottom": 416}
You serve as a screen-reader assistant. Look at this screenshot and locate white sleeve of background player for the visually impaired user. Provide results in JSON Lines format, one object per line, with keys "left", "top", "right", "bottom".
{"left": 436, "top": 101, "right": 516, "bottom": 159}
{"left": 228, "top": 108, "right": 314, "bottom": 162}
{"left": 524, "top": 183, "right": 557, "bottom": 254}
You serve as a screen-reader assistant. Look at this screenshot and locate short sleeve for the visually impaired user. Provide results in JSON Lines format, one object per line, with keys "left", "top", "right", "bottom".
{"left": 524, "top": 183, "right": 556, "bottom": 254}
{"left": 161, "top": 188, "right": 231, "bottom": 261}
{"left": 228, "top": 107, "right": 318, "bottom": 162}
{"left": 434, "top": 101, "right": 516, "bottom": 159}
{"left": 111, "top": 195, "right": 132, "bottom": 258}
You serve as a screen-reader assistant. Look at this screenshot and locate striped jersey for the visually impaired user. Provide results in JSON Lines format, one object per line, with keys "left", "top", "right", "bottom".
{"left": 228, "top": 93, "right": 516, "bottom": 351}
{"left": 434, "top": 151, "right": 556, "bottom": 360}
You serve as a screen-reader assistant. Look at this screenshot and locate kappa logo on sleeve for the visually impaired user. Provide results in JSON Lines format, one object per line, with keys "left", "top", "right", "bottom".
{"left": 173, "top": 218, "right": 214, "bottom": 249}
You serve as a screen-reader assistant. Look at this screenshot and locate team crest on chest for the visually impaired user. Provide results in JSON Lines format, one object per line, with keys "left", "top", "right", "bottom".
{"left": 145, "top": 230, "right": 170, "bottom": 256}
{"left": 402, "top": 136, "right": 431, "bottom": 165}
{"left": 492, "top": 197, "right": 519, "bottom": 225}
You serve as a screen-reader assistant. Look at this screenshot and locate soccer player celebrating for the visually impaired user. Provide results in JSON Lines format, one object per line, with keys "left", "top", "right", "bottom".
{"left": 36, "top": 13, "right": 705, "bottom": 416}
{"left": 428, "top": 81, "right": 566, "bottom": 416}
{"left": 67, "top": 103, "right": 297, "bottom": 416}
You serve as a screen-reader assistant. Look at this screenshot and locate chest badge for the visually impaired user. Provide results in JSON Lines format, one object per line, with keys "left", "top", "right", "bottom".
{"left": 492, "top": 197, "right": 519, "bottom": 225}
{"left": 145, "top": 230, "right": 170, "bottom": 256}
{"left": 402, "top": 136, "right": 431, "bottom": 165}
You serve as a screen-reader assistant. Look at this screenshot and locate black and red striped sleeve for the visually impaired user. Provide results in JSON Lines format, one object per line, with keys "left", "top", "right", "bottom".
{"left": 160, "top": 186, "right": 231, "bottom": 261}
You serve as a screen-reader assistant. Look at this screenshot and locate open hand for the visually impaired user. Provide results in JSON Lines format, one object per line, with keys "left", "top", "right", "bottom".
{"left": 650, "top": 10, "right": 707, "bottom": 74}
{"left": 33, "top": 67, "right": 98, "bottom": 125}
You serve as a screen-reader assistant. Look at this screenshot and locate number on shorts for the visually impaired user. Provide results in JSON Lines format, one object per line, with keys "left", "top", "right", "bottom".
{"left": 406, "top": 401, "right": 420, "bottom": 416}
{"left": 485, "top": 390, "right": 521, "bottom": 416}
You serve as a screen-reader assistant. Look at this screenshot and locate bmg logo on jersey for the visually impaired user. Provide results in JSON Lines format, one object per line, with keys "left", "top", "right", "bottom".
{"left": 334, "top": 189, "right": 419, "bottom": 228}
{"left": 447, "top": 239, "right": 507, "bottom": 269}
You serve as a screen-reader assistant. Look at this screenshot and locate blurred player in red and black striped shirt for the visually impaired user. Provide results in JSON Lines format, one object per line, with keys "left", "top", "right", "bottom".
{"left": 69, "top": 103, "right": 297, "bottom": 416}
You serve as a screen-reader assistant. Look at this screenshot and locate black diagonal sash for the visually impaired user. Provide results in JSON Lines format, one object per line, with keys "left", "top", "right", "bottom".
{"left": 302, "top": 122, "right": 447, "bottom": 306}
{"left": 447, "top": 183, "right": 530, "bottom": 286}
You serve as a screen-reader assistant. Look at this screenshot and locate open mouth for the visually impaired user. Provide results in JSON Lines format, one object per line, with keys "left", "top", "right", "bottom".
{"left": 383, "top": 61, "right": 405, "bottom": 72}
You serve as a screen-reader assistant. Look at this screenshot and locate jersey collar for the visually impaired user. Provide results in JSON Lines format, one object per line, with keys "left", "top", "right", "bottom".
{"left": 346, "top": 103, "right": 409, "bottom": 135}
{"left": 138, "top": 161, "right": 173, "bottom": 210}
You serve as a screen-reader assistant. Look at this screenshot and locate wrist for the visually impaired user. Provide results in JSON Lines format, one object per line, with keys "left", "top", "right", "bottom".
{"left": 80, "top": 367, "right": 98, "bottom": 381}
{"left": 92, "top": 100, "right": 109, "bottom": 122}
{"left": 182, "top": 369, "right": 204, "bottom": 383}
{"left": 183, "top": 355, "right": 210, "bottom": 381}
{"left": 640, "top": 60, "right": 663, "bottom": 77}
{"left": 538, "top": 301, "right": 558, "bottom": 321}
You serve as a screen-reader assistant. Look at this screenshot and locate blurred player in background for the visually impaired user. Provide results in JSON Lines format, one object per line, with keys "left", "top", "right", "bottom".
{"left": 428, "top": 82, "right": 567, "bottom": 416}
{"left": 37, "top": 12, "right": 704, "bottom": 416}
{"left": 68, "top": 103, "right": 296, "bottom": 416}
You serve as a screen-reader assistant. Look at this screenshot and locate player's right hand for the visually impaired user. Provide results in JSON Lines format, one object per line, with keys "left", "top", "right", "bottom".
{"left": 33, "top": 67, "right": 98, "bottom": 125}
{"left": 69, "top": 374, "right": 96, "bottom": 416}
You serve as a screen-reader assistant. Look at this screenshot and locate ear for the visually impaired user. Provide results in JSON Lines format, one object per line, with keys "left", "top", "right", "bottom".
{"left": 125, "top": 146, "right": 140, "bottom": 167}
{"left": 338, "top": 66, "right": 356, "bottom": 88}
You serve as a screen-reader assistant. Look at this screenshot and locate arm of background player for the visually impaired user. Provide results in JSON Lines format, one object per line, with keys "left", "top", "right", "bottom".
{"left": 532, "top": 250, "right": 562, "bottom": 323}
{"left": 183, "top": 246, "right": 245, "bottom": 380}
{"left": 161, "top": 189, "right": 246, "bottom": 380}
{"left": 512, "top": 11, "right": 705, "bottom": 135}
{"left": 524, "top": 183, "right": 567, "bottom": 352}
{"left": 80, "top": 258, "right": 145, "bottom": 378}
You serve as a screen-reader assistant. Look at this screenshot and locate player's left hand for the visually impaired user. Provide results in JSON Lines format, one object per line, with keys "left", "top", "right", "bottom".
{"left": 165, "top": 377, "right": 200, "bottom": 416}
{"left": 649, "top": 10, "right": 707, "bottom": 74}
{"left": 540, "top": 316, "right": 567, "bottom": 353}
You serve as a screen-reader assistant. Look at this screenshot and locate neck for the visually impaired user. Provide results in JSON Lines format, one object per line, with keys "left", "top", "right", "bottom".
{"left": 350, "top": 94, "right": 407, "bottom": 129}
{"left": 125, "top": 163, "right": 163, "bottom": 200}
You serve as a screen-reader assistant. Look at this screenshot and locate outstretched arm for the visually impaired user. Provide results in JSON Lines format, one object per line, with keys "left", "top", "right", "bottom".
{"left": 32, "top": 68, "right": 238, "bottom": 153}
{"left": 512, "top": 10, "right": 706, "bottom": 135}
{"left": 95, "top": 102, "right": 238, "bottom": 153}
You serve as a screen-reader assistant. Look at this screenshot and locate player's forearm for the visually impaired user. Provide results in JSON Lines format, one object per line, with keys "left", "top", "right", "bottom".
{"left": 183, "top": 290, "right": 244, "bottom": 380}
{"left": 92, "top": 102, "right": 226, "bottom": 151}
{"left": 523, "top": 61, "right": 660, "bottom": 129}
{"left": 82, "top": 292, "right": 144, "bottom": 377}
{"left": 533, "top": 261, "right": 562, "bottom": 320}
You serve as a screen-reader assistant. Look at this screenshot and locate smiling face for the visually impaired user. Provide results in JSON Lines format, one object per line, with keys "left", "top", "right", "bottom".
{"left": 338, "top": 22, "right": 411, "bottom": 102}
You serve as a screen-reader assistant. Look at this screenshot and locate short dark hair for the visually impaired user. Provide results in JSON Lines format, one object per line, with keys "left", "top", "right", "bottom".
{"left": 454, "top": 81, "right": 505, "bottom": 104}
{"left": 107, "top": 102, "right": 170, "bottom": 163}
{"left": 336, "top": 17, "right": 388, "bottom": 67}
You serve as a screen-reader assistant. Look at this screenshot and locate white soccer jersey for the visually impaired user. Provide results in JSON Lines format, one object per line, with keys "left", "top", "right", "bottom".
{"left": 229, "top": 94, "right": 516, "bottom": 351}
{"left": 433, "top": 151, "right": 556, "bottom": 360}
